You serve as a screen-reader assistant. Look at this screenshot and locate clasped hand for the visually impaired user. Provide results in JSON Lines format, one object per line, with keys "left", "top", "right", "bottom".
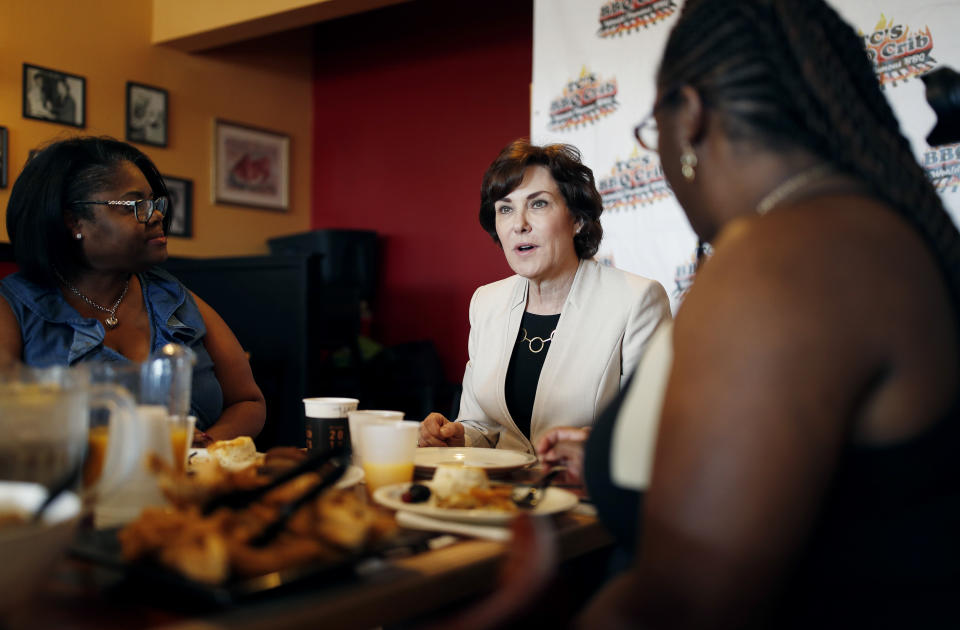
{"left": 418, "top": 412, "right": 466, "bottom": 447}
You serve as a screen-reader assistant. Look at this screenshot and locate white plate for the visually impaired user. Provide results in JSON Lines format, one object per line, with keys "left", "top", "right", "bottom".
{"left": 373, "top": 482, "right": 579, "bottom": 525}
{"left": 414, "top": 447, "right": 537, "bottom": 475}
{"left": 335, "top": 465, "right": 365, "bottom": 489}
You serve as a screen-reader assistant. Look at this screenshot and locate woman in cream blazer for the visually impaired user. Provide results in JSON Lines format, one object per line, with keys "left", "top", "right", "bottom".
{"left": 419, "top": 140, "right": 670, "bottom": 453}
{"left": 458, "top": 257, "right": 669, "bottom": 452}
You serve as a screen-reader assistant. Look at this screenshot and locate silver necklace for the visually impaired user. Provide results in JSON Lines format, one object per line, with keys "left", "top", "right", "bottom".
{"left": 756, "top": 164, "right": 833, "bottom": 215}
{"left": 520, "top": 327, "right": 556, "bottom": 354}
{"left": 54, "top": 270, "right": 129, "bottom": 329}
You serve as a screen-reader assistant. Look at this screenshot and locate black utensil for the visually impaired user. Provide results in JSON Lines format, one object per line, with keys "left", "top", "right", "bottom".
{"left": 202, "top": 448, "right": 345, "bottom": 515}
{"left": 249, "top": 456, "right": 349, "bottom": 547}
{"left": 32, "top": 462, "right": 82, "bottom": 523}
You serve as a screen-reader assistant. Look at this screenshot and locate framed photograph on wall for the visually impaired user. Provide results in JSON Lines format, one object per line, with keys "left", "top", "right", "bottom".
{"left": 22, "top": 63, "right": 85, "bottom": 128}
{"left": 0, "top": 127, "right": 8, "bottom": 189}
{"left": 162, "top": 175, "right": 193, "bottom": 238}
{"left": 213, "top": 119, "right": 289, "bottom": 211}
{"left": 127, "top": 82, "right": 168, "bottom": 148}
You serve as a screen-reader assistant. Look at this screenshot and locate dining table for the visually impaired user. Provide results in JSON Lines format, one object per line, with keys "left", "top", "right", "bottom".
{"left": 3, "top": 466, "right": 615, "bottom": 630}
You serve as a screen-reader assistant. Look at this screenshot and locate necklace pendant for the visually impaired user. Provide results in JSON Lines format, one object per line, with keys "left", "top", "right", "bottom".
{"left": 104, "top": 315, "right": 119, "bottom": 329}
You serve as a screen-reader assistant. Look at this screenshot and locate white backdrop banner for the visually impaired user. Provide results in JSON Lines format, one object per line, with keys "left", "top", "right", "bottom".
{"left": 532, "top": 0, "right": 960, "bottom": 313}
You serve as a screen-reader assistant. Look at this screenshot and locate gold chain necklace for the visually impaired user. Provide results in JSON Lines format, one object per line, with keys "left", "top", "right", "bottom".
{"left": 756, "top": 164, "right": 833, "bottom": 215}
{"left": 520, "top": 327, "right": 556, "bottom": 354}
{"left": 54, "top": 270, "right": 130, "bottom": 329}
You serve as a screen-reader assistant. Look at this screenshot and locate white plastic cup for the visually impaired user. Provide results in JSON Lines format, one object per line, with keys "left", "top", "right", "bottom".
{"left": 302, "top": 397, "right": 359, "bottom": 454}
{"left": 360, "top": 421, "right": 419, "bottom": 494}
{"left": 348, "top": 410, "right": 404, "bottom": 465}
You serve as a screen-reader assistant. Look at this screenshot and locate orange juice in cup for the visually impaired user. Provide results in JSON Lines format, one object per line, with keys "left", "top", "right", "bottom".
{"left": 363, "top": 461, "right": 415, "bottom": 493}
{"left": 359, "top": 421, "right": 420, "bottom": 495}
{"left": 168, "top": 415, "right": 196, "bottom": 473}
{"left": 83, "top": 425, "right": 110, "bottom": 488}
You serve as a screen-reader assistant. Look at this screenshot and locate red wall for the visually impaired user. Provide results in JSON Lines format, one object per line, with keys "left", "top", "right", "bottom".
{"left": 311, "top": 0, "right": 533, "bottom": 382}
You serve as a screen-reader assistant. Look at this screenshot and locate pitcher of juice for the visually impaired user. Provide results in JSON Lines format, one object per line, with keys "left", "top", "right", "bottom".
{"left": 0, "top": 363, "right": 142, "bottom": 500}
{"left": 89, "top": 343, "right": 196, "bottom": 527}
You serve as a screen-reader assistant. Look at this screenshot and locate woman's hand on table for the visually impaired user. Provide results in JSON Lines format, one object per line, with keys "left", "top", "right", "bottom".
{"left": 536, "top": 427, "right": 590, "bottom": 484}
{"left": 419, "top": 413, "right": 465, "bottom": 447}
{"left": 192, "top": 430, "right": 214, "bottom": 448}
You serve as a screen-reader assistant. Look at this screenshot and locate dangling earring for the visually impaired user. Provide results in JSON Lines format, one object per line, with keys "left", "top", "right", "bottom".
{"left": 74, "top": 233, "right": 82, "bottom": 240}
{"left": 680, "top": 144, "right": 698, "bottom": 182}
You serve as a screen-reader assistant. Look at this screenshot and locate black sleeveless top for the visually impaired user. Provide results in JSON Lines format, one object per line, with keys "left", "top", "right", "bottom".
{"left": 504, "top": 312, "right": 561, "bottom": 439}
{"left": 586, "top": 378, "right": 960, "bottom": 627}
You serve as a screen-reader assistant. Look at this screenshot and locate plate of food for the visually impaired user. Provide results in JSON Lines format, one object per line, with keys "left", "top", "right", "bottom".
{"left": 414, "top": 447, "right": 537, "bottom": 476}
{"left": 373, "top": 464, "right": 579, "bottom": 525}
{"left": 188, "top": 440, "right": 364, "bottom": 489}
{"left": 71, "top": 450, "right": 419, "bottom": 606}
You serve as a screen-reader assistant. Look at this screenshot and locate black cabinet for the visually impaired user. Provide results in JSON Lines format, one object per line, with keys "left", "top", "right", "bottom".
{"left": 163, "top": 253, "right": 362, "bottom": 450}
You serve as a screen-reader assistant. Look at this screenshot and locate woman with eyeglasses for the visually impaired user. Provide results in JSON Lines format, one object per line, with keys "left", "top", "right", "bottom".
{"left": 563, "top": 0, "right": 960, "bottom": 628}
{"left": 0, "top": 137, "right": 265, "bottom": 445}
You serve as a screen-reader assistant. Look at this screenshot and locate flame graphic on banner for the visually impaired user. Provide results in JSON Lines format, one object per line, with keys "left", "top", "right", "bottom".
{"left": 860, "top": 14, "right": 937, "bottom": 88}
{"left": 597, "top": 0, "right": 678, "bottom": 38}
{"left": 548, "top": 67, "right": 619, "bottom": 131}
{"left": 597, "top": 147, "right": 674, "bottom": 211}
{"left": 923, "top": 142, "right": 960, "bottom": 194}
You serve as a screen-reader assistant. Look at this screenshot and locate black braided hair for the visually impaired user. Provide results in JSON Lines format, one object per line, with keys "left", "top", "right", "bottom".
{"left": 658, "top": 0, "right": 960, "bottom": 323}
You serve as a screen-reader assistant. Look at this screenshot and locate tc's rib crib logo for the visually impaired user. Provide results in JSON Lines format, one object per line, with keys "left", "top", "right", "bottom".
{"left": 923, "top": 143, "right": 960, "bottom": 194}
{"left": 597, "top": 148, "right": 673, "bottom": 211}
{"left": 860, "top": 14, "right": 936, "bottom": 88}
{"left": 549, "top": 67, "right": 618, "bottom": 131}
{"left": 598, "top": 0, "right": 678, "bottom": 38}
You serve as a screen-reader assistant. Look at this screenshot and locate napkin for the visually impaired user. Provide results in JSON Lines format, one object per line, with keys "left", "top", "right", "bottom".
{"left": 396, "top": 510, "right": 512, "bottom": 542}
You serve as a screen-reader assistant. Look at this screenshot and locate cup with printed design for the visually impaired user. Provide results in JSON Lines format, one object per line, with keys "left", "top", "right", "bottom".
{"left": 303, "top": 397, "right": 359, "bottom": 455}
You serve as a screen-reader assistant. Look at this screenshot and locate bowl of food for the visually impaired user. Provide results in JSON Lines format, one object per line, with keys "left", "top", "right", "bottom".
{"left": 0, "top": 481, "right": 81, "bottom": 615}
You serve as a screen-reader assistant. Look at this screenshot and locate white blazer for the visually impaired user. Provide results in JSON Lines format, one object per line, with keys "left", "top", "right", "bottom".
{"left": 458, "top": 259, "right": 671, "bottom": 453}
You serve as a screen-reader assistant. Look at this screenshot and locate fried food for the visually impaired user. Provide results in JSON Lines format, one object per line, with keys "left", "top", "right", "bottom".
{"left": 207, "top": 436, "right": 260, "bottom": 471}
{"left": 120, "top": 448, "right": 397, "bottom": 584}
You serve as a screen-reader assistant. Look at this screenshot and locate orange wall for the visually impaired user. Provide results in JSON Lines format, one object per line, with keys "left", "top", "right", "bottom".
{"left": 0, "top": 0, "right": 314, "bottom": 257}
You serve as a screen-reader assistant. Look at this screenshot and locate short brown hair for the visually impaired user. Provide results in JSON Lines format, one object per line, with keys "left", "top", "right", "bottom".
{"left": 479, "top": 140, "right": 603, "bottom": 259}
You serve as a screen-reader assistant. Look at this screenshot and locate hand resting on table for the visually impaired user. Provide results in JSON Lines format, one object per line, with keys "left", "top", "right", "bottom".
{"left": 419, "top": 413, "right": 466, "bottom": 447}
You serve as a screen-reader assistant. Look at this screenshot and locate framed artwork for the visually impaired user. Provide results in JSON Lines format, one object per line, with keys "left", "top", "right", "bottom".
{"left": 162, "top": 175, "right": 193, "bottom": 238}
{"left": 126, "top": 82, "right": 168, "bottom": 148}
{"left": 0, "top": 127, "right": 7, "bottom": 189}
{"left": 22, "top": 63, "right": 85, "bottom": 128}
{"left": 213, "top": 119, "right": 289, "bottom": 211}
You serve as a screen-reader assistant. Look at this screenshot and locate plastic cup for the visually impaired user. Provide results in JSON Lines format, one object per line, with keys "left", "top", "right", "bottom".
{"left": 348, "top": 410, "right": 404, "bottom": 465}
{"left": 169, "top": 415, "right": 196, "bottom": 473}
{"left": 360, "top": 421, "right": 419, "bottom": 494}
{"left": 303, "top": 397, "right": 359, "bottom": 454}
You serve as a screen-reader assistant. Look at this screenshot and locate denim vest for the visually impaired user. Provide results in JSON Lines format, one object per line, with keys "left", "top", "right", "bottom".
{"left": 0, "top": 268, "right": 223, "bottom": 430}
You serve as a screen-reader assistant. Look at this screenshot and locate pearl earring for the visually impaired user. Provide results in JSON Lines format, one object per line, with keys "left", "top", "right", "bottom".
{"left": 680, "top": 144, "right": 698, "bottom": 182}
{"left": 74, "top": 233, "right": 83, "bottom": 240}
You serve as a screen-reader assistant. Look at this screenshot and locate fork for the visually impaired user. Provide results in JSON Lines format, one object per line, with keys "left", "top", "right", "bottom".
{"left": 510, "top": 466, "right": 567, "bottom": 509}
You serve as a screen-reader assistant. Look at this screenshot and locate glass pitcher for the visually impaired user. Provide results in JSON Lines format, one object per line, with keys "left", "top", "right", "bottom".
{"left": 0, "top": 363, "right": 142, "bottom": 499}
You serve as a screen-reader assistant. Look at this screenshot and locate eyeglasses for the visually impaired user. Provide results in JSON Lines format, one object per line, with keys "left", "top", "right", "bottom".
{"left": 72, "top": 197, "right": 169, "bottom": 223}
{"left": 634, "top": 114, "right": 659, "bottom": 152}
{"left": 633, "top": 86, "right": 682, "bottom": 153}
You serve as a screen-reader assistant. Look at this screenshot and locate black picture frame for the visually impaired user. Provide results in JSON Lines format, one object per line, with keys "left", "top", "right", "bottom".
{"left": 126, "top": 82, "right": 169, "bottom": 148}
{"left": 163, "top": 175, "right": 193, "bottom": 238}
{"left": 22, "top": 63, "right": 85, "bottom": 128}
{"left": 0, "top": 127, "right": 7, "bottom": 189}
